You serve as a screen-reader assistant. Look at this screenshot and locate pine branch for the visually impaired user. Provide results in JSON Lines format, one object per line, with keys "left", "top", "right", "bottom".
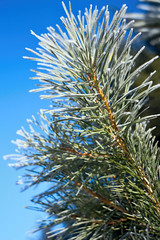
{"left": 5, "top": 2, "right": 160, "bottom": 239}
{"left": 86, "top": 61, "right": 160, "bottom": 214}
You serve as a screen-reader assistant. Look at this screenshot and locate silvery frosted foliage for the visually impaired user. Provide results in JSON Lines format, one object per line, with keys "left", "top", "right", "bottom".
{"left": 5, "top": 2, "right": 160, "bottom": 239}
{"left": 125, "top": 0, "right": 160, "bottom": 52}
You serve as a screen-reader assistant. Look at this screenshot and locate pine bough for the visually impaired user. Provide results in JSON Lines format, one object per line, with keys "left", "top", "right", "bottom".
{"left": 5, "top": 2, "right": 160, "bottom": 239}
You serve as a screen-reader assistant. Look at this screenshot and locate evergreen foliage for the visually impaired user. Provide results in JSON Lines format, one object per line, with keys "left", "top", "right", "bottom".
{"left": 5, "top": 2, "right": 160, "bottom": 239}
{"left": 125, "top": 0, "right": 160, "bottom": 53}
{"left": 125, "top": 0, "right": 160, "bottom": 145}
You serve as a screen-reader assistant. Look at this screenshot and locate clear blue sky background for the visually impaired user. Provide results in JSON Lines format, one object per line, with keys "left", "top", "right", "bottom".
{"left": 0, "top": 0, "right": 139, "bottom": 239}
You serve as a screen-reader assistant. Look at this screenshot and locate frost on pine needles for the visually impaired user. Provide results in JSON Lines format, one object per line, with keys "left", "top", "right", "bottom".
{"left": 5, "top": 2, "right": 160, "bottom": 239}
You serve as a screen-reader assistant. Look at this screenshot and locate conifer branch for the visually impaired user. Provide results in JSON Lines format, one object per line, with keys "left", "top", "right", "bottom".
{"left": 86, "top": 63, "right": 160, "bottom": 216}
{"left": 75, "top": 181, "right": 132, "bottom": 216}
{"left": 5, "top": 2, "right": 160, "bottom": 239}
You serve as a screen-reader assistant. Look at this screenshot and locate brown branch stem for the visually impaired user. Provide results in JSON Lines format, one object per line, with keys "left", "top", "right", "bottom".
{"left": 70, "top": 214, "right": 128, "bottom": 226}
{"left": 75, "top": 181, "right": 133, "bottom": 216}
{"left": 59, "top": 146, "right": 110, "bottom": 159}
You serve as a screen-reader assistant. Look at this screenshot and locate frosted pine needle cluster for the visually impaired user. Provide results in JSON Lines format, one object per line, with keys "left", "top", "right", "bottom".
{"left": 5, "top": 2, "right": 160, "bottom": 239}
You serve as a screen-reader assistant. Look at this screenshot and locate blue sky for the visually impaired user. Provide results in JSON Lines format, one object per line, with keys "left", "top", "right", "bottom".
{"left": 0, "top": 0, "right": 139, "bottom": 239}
